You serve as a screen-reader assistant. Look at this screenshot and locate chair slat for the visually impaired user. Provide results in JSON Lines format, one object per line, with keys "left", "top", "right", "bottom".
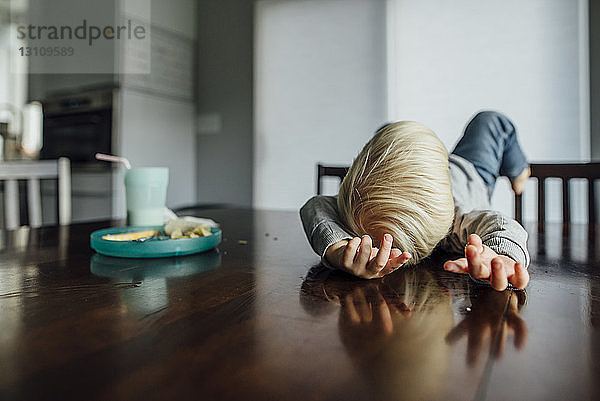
{"left": 4, "top": 179, "right": 19, "bottom": 230}
{"left": 58, "top": 157, "right": 72, "bottom": 226}
{"left": 589, "top": 179, "right": 596, "bottom": 226}
{"left": 562, "top": 179, "right": 570, "bottom": 222}
{"left": 27, "top": 178, "right": 42, "bottom": 228}
{"left": 317, "top": 164, "right": 323, "bottom": 195}
{"left": 514, "top": 193, "right": 523, "bottom": 224}
{"left": 538, "top": 178, "right": 545, "bottom": 232}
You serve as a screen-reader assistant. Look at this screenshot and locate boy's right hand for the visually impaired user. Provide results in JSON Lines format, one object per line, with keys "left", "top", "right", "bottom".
{"left": 325, "top": 234, "right": 412, "bottom": 279}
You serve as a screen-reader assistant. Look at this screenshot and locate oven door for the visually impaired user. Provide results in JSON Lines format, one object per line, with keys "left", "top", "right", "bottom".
{"left": 41, "top": 108, "right": 112, "bottom": 163}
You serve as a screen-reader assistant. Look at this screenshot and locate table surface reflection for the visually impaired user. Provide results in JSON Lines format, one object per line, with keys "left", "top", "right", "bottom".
{"left": 0, "top": 208, "right": 599, "bottom": 401}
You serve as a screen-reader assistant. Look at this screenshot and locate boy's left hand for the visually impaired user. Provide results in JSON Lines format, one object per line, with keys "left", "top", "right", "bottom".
{"left": 443, "top": 234, "right": 529, "bottom": 291}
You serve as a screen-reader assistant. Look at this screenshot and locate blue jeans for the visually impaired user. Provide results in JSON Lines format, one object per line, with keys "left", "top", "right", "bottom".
{"left": 452, "top": 111, "right": 529, "bottom": 194}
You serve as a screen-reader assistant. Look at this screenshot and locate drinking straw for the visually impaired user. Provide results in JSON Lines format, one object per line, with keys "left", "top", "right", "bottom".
{"left": 95, "top": 153, "right": 132, "bottom": 169}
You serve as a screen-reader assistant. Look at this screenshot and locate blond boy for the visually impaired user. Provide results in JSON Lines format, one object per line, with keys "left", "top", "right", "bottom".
{"left": 300, "top": 111, "right": 531, "bottom": 291}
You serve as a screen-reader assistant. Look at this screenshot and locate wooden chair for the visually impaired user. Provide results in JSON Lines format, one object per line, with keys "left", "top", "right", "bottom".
{"left": 514, "top": 163, "right": 600, "bottom": 232}
{"left": 317, "top": 162, "right": 600, "bottom": 232}
{"left": 0, "top": 157, "right": 71, "bottom": 230}
{"left": 316, "top": 163, "right": 349, "bottom": 195}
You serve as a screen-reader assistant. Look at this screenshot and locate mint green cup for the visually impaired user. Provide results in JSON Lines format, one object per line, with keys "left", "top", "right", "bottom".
{"left": 124, "top": 167, "right": 169, "bottom": 226}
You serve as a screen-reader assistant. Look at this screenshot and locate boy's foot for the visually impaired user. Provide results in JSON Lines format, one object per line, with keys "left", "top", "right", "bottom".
{"left": 511, "top": 167, "right": 531, "bottom": 195}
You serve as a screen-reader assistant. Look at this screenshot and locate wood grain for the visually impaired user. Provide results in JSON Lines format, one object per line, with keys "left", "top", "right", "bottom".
{"left": 0, "top": 209, "right": 599, "bottom": 400}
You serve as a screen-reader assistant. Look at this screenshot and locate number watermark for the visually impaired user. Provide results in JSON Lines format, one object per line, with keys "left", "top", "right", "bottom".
{"left": 19, "top": 47, "right": 75, "bottom": 57}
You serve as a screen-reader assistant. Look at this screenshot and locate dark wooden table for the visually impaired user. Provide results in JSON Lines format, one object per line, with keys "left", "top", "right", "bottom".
{"left": 0, "top": 208, "right": 599, "bottom": 401}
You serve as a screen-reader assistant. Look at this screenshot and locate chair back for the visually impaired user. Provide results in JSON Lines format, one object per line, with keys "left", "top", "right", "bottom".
{"left": 514, "top": 163, "right": 600, "bottom": 232}
{"left": 317, "top": 162, "right": 600, "bottom": 232}
{"left": 0, "top": 157, "right": 71, "bottom": 230}
{"left": 316, "top": 163, "right": 349, "bottom": 195}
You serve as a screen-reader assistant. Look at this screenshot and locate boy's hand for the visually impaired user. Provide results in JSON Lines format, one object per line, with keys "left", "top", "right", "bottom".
{"left": 325, "top": 234, "right": 412, "bottom": 279}
{"left": 443, "top": 234, "right": 529, "bottom": 291}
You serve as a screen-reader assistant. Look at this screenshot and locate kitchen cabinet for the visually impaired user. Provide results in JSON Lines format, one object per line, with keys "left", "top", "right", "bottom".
{"left": 24, "top": 0, "right": 198, "bottom": 223}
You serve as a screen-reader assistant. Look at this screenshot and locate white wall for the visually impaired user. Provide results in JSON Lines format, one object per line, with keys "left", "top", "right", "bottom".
{"left": 387, "top": 0, "right": 590, "bottom": 222}
{"left": 119, "top": 88, "right": 196, "bottom": 210}
{"left": 196, "top": 0, "right": 254, "bottom": 207}
{"left": 592, "top": 0, "right": 600, "bottom": 162}
{"left": 117, "top": 0, "right": 197, "bottom": 214}
{"left": 254, "top": 0, "right": 387, "bottom": 210}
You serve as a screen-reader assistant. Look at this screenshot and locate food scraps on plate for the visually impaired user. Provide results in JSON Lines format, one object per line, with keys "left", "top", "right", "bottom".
{"left": 102, "top": 230, "right": 159, "bottom": 241}
{"left": 164, "top": 219, "right": 212, "bottom": 239}
{"left": 102, "top": 219, "right": 213, "bottom": 241}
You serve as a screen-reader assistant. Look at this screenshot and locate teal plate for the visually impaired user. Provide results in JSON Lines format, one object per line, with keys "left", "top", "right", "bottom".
{"left": 90, "top": 226, "right": 222, "bottom": 258}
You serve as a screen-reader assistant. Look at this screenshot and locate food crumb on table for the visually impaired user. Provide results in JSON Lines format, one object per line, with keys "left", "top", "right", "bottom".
{"left": 238, "top": 240, "right": 248, "bottom": 245}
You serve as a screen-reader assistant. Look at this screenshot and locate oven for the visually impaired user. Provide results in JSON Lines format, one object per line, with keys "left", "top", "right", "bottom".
{"left": 39, "top": 88, "right": 118, "bottom": 224}
{"left": 41, "top": 89, "right": 115, "bottom": 165}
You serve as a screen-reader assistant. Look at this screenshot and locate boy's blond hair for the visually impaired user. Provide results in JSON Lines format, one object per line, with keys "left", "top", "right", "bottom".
{"left": 337, "top": 121, "right": 454, "bottom": 265}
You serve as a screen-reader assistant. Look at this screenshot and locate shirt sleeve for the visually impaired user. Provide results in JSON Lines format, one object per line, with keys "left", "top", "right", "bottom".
{"left": 299, "top": 195, "right": 354, "bottom": 265}
{"left": 438, "top": 206, "right": 530, "bottom": 268}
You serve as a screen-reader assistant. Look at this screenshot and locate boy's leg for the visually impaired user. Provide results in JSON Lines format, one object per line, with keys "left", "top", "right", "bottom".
{"left": 451, "top": 111, "right": 529, "bottom": 194}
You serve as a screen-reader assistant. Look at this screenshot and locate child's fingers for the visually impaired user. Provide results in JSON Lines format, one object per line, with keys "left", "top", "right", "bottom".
{"left": 398, "top": 251, "right": 412, "bottom": 264}
{"left": 509, "top": 262, "right": 529, "bottom": 289}
{"left": 343, "top": 237, "right": 361, "bottom": 267}
{"left": 444, "top": 258, "right": 469, "bottom": 274}
{"left": 467, "top": 244, "right": 489, "bottom": 279}
{"left": 378, "top": 251, "right": 411, "bottom": 276}
{"left": 369, "top": 247, "right": 380, "bottom": 260}
{"left": 387, "top": 251, "right": 411, "bottom": 272}
{"left": 354, "top": 235, "right": 373, "bottom": 273}
{"left": 468, "top": 234, "right": 484, "bottom": 253}
{"left": 490, "top": 258, "right": 509, "bottom": 291}
{"left": 354, "top": 235, "right": 371, "bottom": 264}
{"left": 389, "top": 248, "right": 402, "bottom": 258}
{"left": 368, "top": 234, "right": 393, "bottom": 274}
